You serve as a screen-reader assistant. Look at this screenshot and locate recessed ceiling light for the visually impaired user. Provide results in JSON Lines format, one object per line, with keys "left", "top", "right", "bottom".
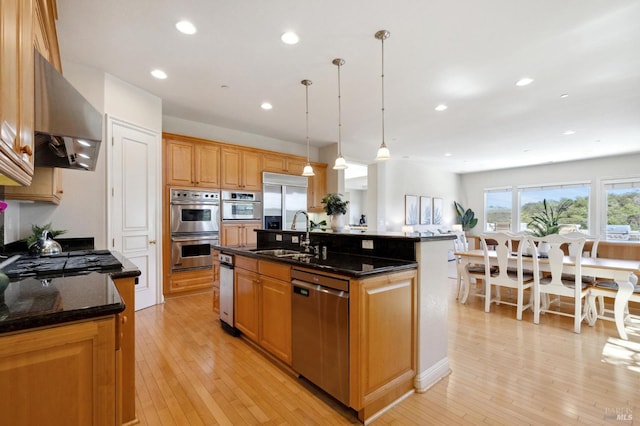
{"left": 560, "top": 93, "right": 569, "bottom": 98}
{"left": 151, "top": 69, "right": 167, "bottom": 79}
{"left": 281, "top": 32, "right": 299, "bottom": 45}
{"left": 435, "top": 104, "right": 448, "bottom": 111}
{"left": 563, "top": 130, "right": 576, "bottom": 135}
{"left": 515, "top": 77, "right": 534, "bottom": 87}
{"left": 261, "top": 102, "right": 273, "bottom": 110}
{"left": 444, "top": 152, "right": 452, "bottom": 157}
{"left": 175, "top": 20, "right": 196, "bottom": 35}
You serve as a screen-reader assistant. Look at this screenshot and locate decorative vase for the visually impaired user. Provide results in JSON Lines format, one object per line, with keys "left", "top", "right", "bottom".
{"left": 330, "top": 214, "right": 345, "bottom": 232}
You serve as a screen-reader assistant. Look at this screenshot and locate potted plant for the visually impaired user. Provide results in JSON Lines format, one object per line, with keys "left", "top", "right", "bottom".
{"left": 527, "top": 199, "right": 572, "bottom": 237}
{"left": 321, "top": 193, "right": 349, "bottom": 232}
{"left": 454, "top": 201, "right": 478, "bottom": 232}
{"left": 526, "top": 199, "right": 572, "bottom": 254}
{"left": 26, "top": 223, "right": 67, "bottom": 246}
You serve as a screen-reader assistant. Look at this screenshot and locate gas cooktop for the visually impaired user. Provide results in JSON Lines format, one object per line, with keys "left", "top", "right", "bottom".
{"left": 1, "top": 250, "right": 123, "bottom": 280}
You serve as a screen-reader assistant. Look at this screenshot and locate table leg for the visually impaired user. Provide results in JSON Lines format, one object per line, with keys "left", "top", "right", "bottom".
{"left": 614, "top": 278, "right": 634, "bottom": 340}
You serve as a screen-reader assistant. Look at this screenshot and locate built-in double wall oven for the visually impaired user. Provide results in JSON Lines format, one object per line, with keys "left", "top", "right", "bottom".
{"left": 170, "top": 188, "right": 220, "bottom": 272}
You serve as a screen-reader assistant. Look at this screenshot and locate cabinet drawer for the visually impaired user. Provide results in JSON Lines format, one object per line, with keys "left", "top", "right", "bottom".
{"left": 259, "top": 260, "right": 290, "bottom": 281}
{"left": 236, "top": 255, "right": 258, "bottom": 272}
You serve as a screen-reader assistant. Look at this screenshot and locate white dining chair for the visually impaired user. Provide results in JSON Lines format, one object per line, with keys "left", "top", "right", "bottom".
{"left": 528, "top": 233, "right": 588, "bottom": 333}
{"left": 480, "top": 232, "right": 534, "bottom": 320}
{"left": 453, "top": 232, "right": 488, "bottom": 303}
{"left": 588, "top": 273, "right": 640, "bottom": 323}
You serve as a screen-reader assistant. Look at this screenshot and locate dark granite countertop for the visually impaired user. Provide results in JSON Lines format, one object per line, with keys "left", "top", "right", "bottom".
{"left": 0, "top": 251, "right": 141, "bottom": 334}
{"left": 216, "top": 245, "right": 418, "bottom": 278}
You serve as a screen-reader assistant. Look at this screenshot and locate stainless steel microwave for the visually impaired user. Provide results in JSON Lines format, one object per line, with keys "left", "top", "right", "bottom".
{"left": 221, "top": 191, "right": 262, "bottom": 221}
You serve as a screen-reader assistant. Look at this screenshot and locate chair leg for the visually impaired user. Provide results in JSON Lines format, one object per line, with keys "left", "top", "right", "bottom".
{"left": 574, "top": 296, "right": 582, "bottom": 333}
{"left": 586, "top": 294, "right": 597, "bottom": 326}
{"left": 516, "top": 286, "right": 524, "bottom": 320}
{"left": 534, "top": 289, "right": 541, "bottom": 324}
{"left": 485, "top": 282, "right": 492, "bottom": 313}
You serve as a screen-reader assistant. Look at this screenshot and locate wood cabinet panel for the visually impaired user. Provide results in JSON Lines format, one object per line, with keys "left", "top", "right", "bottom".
{"left": 5, "top": 166, "right": 63, "bottom": 203}
{"left": 349, "top": 269, "right": 417, "bottom": 420}
{"left": 221, "top": 147, "right": 261, "bottom": 190}
{"left": 166, "top": 268, "right": 214, "bottom": 295}
{"left": 262, "top": 153, "right": 306, "bottom": 176}
{"left": 259, "top": 275, "right": 292, "bottom": 364}
{"left": 195, "top": 143, "right": 220, "bottom": 187}
{"left": 0, "top": 318, "right": 117, "bottom": 426}
{"left": 0, "top": 0, "right": 34, "bottom": 186}
{"left": 308, "top": 163, "right": 327, "bottom": 212}
{"left": 164, "top": 137, "right": 220, "bottom": 188}
{"left": 112, "top": 276, "right": 136, "bottom": 425}
{"left": 235, "top": 267, "right": 260, "bottom": 341}
{"left": 221, "top": 222, "right": 260, "bottom": 248}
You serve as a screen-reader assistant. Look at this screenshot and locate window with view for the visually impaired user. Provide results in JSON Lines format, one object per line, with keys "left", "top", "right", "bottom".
{"left": 603, "top": 179, "right": 640, "bottom": 241}
{"left": 518, "top": 183, "right": 590, "bottom": 233}
{"left": 485, "top": 188, "right": 512, "bottom": 231}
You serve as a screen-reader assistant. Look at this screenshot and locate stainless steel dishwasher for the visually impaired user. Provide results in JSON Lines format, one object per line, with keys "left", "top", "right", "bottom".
{"left": 291, "top": 268, "right": 350, "bottom": 405}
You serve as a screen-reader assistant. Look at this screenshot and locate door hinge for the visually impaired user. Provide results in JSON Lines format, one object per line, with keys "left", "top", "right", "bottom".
{"left": 112, "top": 238, "right": 115, "bottom": 247}
{"left": 112, "top": 136, "right": 115, "bottom": 146}
{"left": 112, "top": 187, "right": 114, "bottom": 197}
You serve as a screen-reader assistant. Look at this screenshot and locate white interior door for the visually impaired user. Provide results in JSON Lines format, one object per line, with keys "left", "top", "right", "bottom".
{"left": 108, "top": 116, "right": 160, "bottom": 310}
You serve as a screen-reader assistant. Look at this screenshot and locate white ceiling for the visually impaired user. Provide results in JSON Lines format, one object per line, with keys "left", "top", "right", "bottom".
{"left": 56, "top": 0, "right": 640, "bottom": 174}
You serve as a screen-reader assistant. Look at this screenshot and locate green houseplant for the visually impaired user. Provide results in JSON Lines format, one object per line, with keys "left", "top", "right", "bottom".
{"left": 26, "top": 223, "right": 67, "bottom": 246}
{"left": 526, "top": 199, "right": 572, "bottom": 237}
{"left": 321, "top": 193, "right": 349, "bottom": 232}
{"left": 454, "top": 201, "right": 478, "bottom": 232}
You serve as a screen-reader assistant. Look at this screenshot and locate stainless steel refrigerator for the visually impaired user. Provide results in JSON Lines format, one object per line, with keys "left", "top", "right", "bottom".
{"left": 263, "top": 172, "right": 308, "bottom": 230}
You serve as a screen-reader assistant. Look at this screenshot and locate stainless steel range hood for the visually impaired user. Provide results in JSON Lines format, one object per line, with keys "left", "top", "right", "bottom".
{"left": 34, "top": 49, "right": 102, "bottom": 171}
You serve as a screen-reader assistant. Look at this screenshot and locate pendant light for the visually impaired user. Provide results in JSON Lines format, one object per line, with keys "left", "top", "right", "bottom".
{"left": 332, "top": 58, "right": 348, "bottom": 170}
{"left": 301, "top": 79, "right": 315, "bottom": 177}
{"left": 375, "top": 30, "right": 391, "bottom": 161}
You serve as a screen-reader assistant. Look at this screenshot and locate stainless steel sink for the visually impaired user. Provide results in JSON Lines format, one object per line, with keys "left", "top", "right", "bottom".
{"left": 253, "top": 249, "right": 301, "bottom": 257}
{"left": 252, "top": 249, "right": 315, "bottom": 261}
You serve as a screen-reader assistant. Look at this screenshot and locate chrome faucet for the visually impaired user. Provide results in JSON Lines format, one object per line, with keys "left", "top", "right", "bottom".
{"left": 291, "top": 210, "right": 311, "bottom": 252}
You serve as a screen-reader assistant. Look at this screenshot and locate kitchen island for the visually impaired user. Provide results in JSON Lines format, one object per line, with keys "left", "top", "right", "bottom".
{"left": 216, "top": 229, "right": 454, "bottom": 423}
{"left": 0, "top": 251, "right": 141, "bottom": 426}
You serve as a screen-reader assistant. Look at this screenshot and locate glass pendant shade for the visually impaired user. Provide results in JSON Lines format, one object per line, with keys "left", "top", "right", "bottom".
{"left": 302, "top": 162, "right": 315, "bottom": 176}
{"left": 333, "top": 155, "right": 347, "bottom": 170}
{"left": 375, "top": 143, "right": 391, "bottom": 161}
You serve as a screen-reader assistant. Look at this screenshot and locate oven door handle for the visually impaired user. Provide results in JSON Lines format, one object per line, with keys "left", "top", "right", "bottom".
{"left": 170, "top": 200, "right": 219, "bottom": 206}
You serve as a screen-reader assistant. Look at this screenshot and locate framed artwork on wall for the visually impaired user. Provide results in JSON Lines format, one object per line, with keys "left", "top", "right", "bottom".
{"left": 433, "top": 197, "right": 443, "bottom": 225}
{"left": 420, "top": 196, "right": 432, "bottom": 225}
{"left": 405, "top": 195, "right": 418, "bottom": 225}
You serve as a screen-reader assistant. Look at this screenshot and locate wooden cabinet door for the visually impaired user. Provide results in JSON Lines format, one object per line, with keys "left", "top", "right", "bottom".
{"left": 0, "top": 0, "right": 34, "bottom": 186}
{"left": 235, "top": 267, "right": 260, "bottom": 341}
{"left": 286, "top": 158, "right": 306, "bottom": 176}
{"left": 221, "top": 147, "right": 242, "bottom": 189}
{"left": 221, "top": 223, "right": 241, "bottom": 247}
{"left": 308, "top": 163, "right": 327, "bottom": 211}
{"left": 195, "top": 143, "right": 220, "bottom": 187}
{"left": 165, "top": 138, "right": 195, "bottom": 186}
{"left": 5, "top": 166, "right": 63, "bottom": 204}
{"left": 243, "top": 223, "right": 261, "bottom": 247}
{"left": 0, "top": 318, "right": 116, "bottom": 426}
{"left": 259, "top": 275, "right": 292, "bottom": 364}
{"left": 262, "top": 154, "right": 288, "bottom": 173}
{"left": 242, "top": 150, "right": 262, "bottom": 191}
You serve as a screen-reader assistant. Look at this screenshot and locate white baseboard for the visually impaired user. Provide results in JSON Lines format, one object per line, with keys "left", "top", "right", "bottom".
{"left": 414, "top": 357, "right": 451, "bottom": 393}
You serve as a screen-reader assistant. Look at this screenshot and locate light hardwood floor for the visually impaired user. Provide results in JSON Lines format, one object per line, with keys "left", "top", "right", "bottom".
{"left": 135, "top": 276, "right": 640, "bottom": 425}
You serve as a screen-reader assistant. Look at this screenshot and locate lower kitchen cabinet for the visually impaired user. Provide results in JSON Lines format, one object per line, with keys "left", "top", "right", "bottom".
{"left": 258, "top": 262, "right": 291, "bottom": 364}
{"left": 234, "top": 256, "right": 292, "bottom": 364}
{"left": 112, "top": 276, "right": 136, "bottom": 425}
{"left": 349, "top": 269, "right": 417, "bottom": 421}
{"left": 234, "top": 259, "right": 260, "bottom": 341}
{"left": 0, "top": 317, "right": 118, "bottom": 426}
{"left": 165, "top": 267, "right": 214, "bottom": 295}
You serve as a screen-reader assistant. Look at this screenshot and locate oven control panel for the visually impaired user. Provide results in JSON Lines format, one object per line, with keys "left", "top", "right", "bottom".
{"left": 171, "top": 189, "right": 220, "bottom": 203}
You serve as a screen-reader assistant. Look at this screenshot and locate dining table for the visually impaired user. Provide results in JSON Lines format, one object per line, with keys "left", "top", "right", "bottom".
{"left": 455, "top": 249, "right": 640, "bottom": 339}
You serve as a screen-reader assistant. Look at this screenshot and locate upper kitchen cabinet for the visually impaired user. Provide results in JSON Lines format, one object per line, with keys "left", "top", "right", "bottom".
{"left": 0, "top": 0, "right": 35, "bottom": 186}
{"left": 308, "top": 162, "right": 327, "bottom": 212}
{"left": 5, "top": 166, "right": 62, "bottom": 203}
{"left": 164, "top": 135, "right": 220, "bottom": 188}
{"left": 262, "top": 153, "right": 306, "bottom": 176}
{"left": 221, "top": 146, "right": 261, "bottom": 191}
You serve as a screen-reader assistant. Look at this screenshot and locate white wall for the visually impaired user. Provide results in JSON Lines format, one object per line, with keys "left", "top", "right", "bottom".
{"left": 163, "top": 115, "right": 317, "bottom": 160}
{"left": 373, "top": 160, "right": 461, "bottom": 232}
{"left": 5, "top": 63, "right": 161, "bottom": 249}
{"left": 459, "top": 153, "right": 640, "bottom": 236}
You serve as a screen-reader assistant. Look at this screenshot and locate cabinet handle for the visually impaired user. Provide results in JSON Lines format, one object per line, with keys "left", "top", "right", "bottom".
{"left": 121, "top": 315, "right": 128, "bottom": 325}
{"left": 149, "top": 240, "right": 157, "bottom": 244}
{"left": 57, "top": 189, "right": 64, "bottom": 194}
{"left": 20, "top": 145, "right": 33, "bottom": 156}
